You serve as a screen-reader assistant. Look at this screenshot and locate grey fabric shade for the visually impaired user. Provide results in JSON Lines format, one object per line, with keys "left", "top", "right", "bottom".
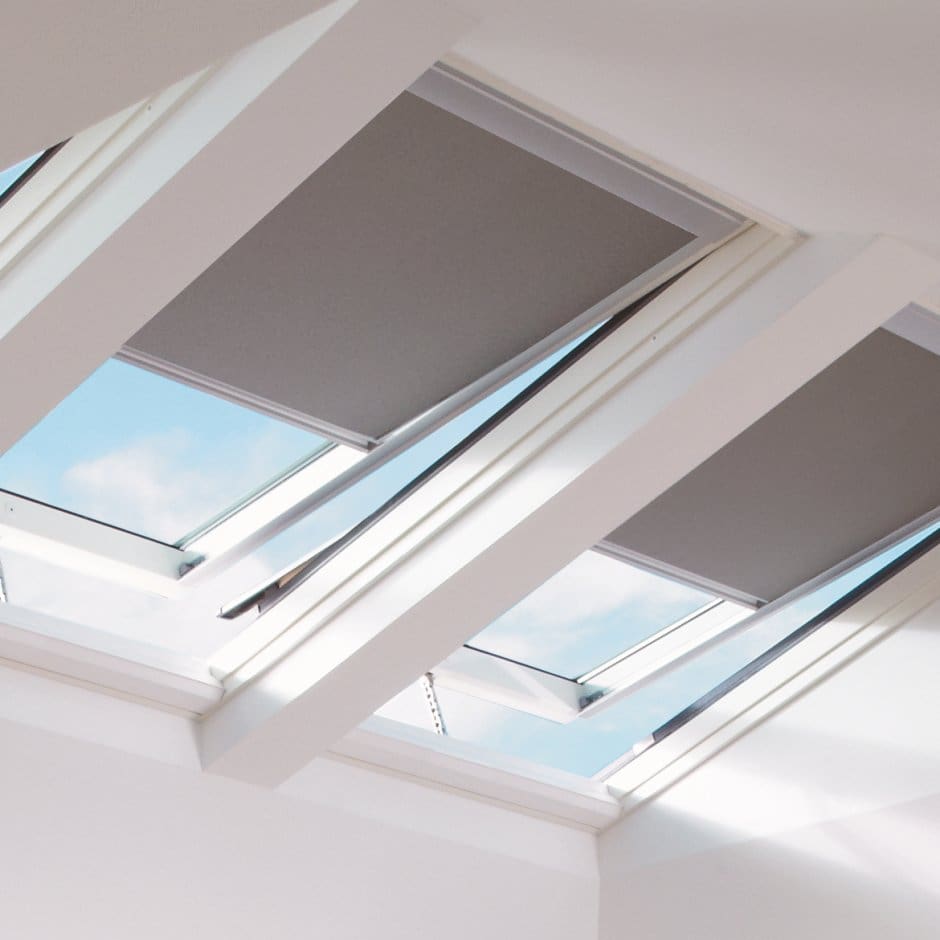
{"left": 607, "top": 328, "right": 940, "bottom": 603}
{"left": 126, "top": 91, "right": 693, "bottom": 441}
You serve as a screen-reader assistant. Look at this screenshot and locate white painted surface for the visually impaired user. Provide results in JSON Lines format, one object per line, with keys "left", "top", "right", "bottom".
{"left": 0, "top": 604, "right": 221, "bottom": 714}
{"left": 283, "top": 754, "right": 602, "bottom": 872}
{"left": 602, "top": 789, "right": 940, "bottom": 939}
{"left": 201, "top": 232, "right": 940, "bottom": 787}
{"left": 0, "top": 0, "right": 334, "bottom": 167}
{"left": 598, "top": 591, "right": 940, "bottom": 938}
{"left": 333, "top": 717, "right": 622, "bottom": 831}
{"left": 0, "top": 706, "right": 596, "bottom": 939}
{"left": 0, "top": 659, "right": 203, "bottom": 770}
{"left": 452, "top": 0, "right": 940, "bottom": 255}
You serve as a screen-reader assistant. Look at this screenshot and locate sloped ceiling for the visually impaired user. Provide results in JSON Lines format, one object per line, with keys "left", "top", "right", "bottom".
{"left": 0, "top": 0, "right": 333, "bottom": 167}
{"left": 453, "top": 0, "right": 940, "bottom": 254}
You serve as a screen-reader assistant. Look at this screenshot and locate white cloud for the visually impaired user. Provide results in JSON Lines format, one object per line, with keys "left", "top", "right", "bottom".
{"left": 475, "top": 551, "right": 709, "bottom": 666}
{"left": 60, "top": 426, "right": 308, "bottom": 544}
{"left": 61, "top": 430, "right": 203, "bottom": 541}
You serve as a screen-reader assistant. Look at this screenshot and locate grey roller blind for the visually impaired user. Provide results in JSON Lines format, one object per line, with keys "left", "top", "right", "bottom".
{"left": 607, "top": 328, "right": 940, "bottom": 603}
{"left": 127, "top": 91, "right": 693, "bottom": 441}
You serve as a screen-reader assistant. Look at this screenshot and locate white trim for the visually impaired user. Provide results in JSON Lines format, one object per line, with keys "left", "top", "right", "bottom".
{"left": 332, "top": 716, "right": 622, "bottom": 831}
{"left": 116, "top": 347, "right": 375, "bottom": 450}
{"left": 0, "top": 74, "right": 209, "bottom": 280}
{"left": 433, "top": 646, "right": 591, "bottom": 723}
{"left": 605, "top": 540, "right": 940, "bottom": 805}
{"left": 0, "top": 491, "right": 196, "bottom": 596}
{"left": 0, "top": 604, "right": 221, "bottom": 715}
{"left": 431, "top": 602, "right": 750, "bottom": 726}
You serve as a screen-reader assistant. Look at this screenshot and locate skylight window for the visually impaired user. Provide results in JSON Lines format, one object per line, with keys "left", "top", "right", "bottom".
{"left": 376, "top": 518, "right": 940, "bottom": 778}
{"left": 467, "top": 550, "right": 713, "bottom": 679}
{"left": 0, "top": 359, "right": 332, "bottom": 545}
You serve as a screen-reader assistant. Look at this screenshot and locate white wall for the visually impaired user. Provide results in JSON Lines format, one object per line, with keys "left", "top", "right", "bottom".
{"left": 0, "top": 709, "right": 597, "bottom": 939}
{"left": 598, "top": 592, "right": 940, "bottom": 939}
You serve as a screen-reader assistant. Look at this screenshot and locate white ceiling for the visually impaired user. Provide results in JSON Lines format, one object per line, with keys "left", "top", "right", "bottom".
{"left": 0, "top": 0, "right": 332, "bottom": 168}
{"left": 453, "top": 0, "right": 940, "bottom": 255}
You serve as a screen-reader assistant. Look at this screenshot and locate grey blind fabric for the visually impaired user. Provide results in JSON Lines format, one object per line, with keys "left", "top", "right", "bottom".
{"left": 607, "top": 329, "right": 940, "bottom": 603}
{"left": 127, "top": 91, "right": 693, "bottom": 440}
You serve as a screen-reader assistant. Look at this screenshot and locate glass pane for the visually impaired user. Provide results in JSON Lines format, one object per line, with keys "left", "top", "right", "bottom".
{"left": 0, "top": 152, "right": 43, "bottom": 202}
{"left": 0, "top": 359, "right": 330, "bottom": 544}
{"left": 467, "top": 551, "right": 713, "bottom": 679}
{"left": 241, "top": 327, "right": 603, "bottom": 585}
{"left": 374, "top": 520, "right": 940, "bottom": 778}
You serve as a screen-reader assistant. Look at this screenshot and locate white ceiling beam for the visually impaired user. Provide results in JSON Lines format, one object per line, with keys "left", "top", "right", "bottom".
{"left": 0, "top": 0, "right": 337, "bottom": 168}
{"left": 0, "top": 0, "right": 474, "bottom": 454}
{"left": 198, "top": 229, "right": 940, "bottom": 787}
{"left": 0, "top": 604, "right": 221, "bottom": 716}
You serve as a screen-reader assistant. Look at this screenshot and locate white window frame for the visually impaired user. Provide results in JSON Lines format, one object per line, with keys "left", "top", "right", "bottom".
{"left": 0, "top": 491, "right": 198, "bottom": 596}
